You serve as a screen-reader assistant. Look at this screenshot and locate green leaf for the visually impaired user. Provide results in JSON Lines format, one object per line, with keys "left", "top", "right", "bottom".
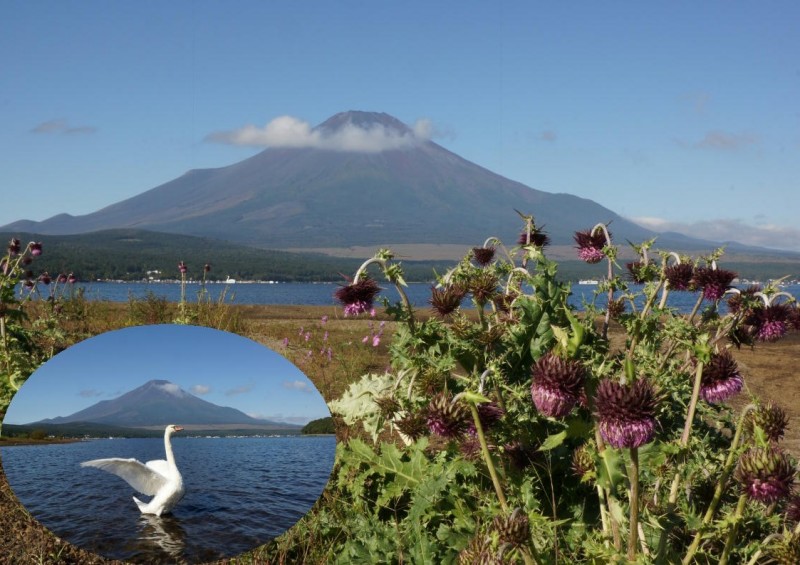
{"left": 538, "top": 430, "right": 568, "bottom": 451}
{"left": 596, "top": 448, "right": 626, "bottom": 491}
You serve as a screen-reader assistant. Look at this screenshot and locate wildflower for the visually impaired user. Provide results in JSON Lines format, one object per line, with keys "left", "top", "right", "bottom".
{"left": 326, "top": 347, "right": 332, "bottom": 361}
{"left": 57, "top": 273, "right": 68, "bottom": 283}
{"left": 334, "top": 276, "right": 381, "bottom": 317}
{"left": 748, "top": 303, "right": 792, "bottom": 342}
{"left": 29, "top": 241, "right": 42, "bottom": 256}
{"left": 700, "top": 350, "right": 744, "bottom": 404}
{"left": 429, "top": 284, "right": 465, "bottom": 317}
{"left": 372, "top": 335, "right": 380, "bottom": 347}
{"left": 178, "top": 261, "right": 187, "bottom": 275}
{"left": 426, "top": 392, "right": 469, "bottom": 439}
{"left": 320, "top": 315, "right": 328, "bottom": 324}
{"left": 323, "top": 331, "right": 328, "bottom": 341}
{"left": 361, "top": 335, "right": 369, "bottom": 344}
{"left": 595, "top": 379, "right": 658, "bottom": 449}
{"left": 664, "top": 263, "right": 694, "bottom": 291}
{"left": 745, "top": 401, "right": 789, "bottom": 443}
{"left": 692, "top": 266, "right": 737, "bottom": 301}
{"left": 530, "top": 352, "right": 586, "bottom": 418}
{"left": 471, "top": 246, "right": 496, "bottom": 266}
{"left": 574, "top": 229, "right": 607, "bottom": 264}
{"left": 7, "top": 238, "right": 21, "bottom": 256}
{"left": 38, "top": 272, "right": 51, "bottom": 285}
{"left": 734, "top": 446, "right": 796, "bottom": 504}
{"left": 67, "top": 273, "right": 77, "bottom": 284}
{"left": 281, "top": 337, "right": 289, "bottom": 347}
{"left": 304, "top": 332, "right": 311, "bottom": 342}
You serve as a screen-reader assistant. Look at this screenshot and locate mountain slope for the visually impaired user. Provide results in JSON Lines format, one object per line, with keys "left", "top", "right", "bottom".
{"left": 4, "top": 111, "right": 658, "bottom": 249}
{"left": 32, "top": 379, "right": 295, "bottom": 428}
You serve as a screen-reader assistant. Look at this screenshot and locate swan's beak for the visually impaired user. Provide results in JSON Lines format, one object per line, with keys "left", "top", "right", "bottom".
{"left": 174, "top": 426, "right": 184, "bottom": 432}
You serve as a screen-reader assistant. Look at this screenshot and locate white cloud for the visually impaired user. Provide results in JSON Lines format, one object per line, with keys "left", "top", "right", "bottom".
{"left": 156, "top": 382, "right": 183, "bottom": 396}
{"left": 206, "top": 115, "right": 434, "bottom": 153}
{"left": 31, "top": 119, "right": 97, "bottom": 135}
{"left": 630, "top": 216, "right": 800, "bottom": 252}
{"left": 191, "top": 384, "right": 211, "bottom": 395}
{"left": 282, "top": 380, "right": 313, "bottom": 394}
{"left": 676, "top": 130, "right": 758, "bottom": 151}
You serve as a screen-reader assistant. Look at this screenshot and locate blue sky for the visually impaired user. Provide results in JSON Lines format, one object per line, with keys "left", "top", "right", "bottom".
{"left": 1, "top": 2, "right": 799, "bottom": 250}
{"left": 2, "top": 325, "right": 330, "bottom": 425}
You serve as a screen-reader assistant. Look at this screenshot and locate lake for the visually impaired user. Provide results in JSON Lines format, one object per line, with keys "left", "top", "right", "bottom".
{"left": 66, "top": 280, "right": 800, "bottom": 315}
{"left": 1, "top": 435, "right": 336, "bottom": 564}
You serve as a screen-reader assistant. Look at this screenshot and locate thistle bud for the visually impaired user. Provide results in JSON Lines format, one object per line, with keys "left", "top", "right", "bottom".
{"left": 530, "top": 352, "right": 585, "bottom": 418}
{"left": 734, "top": 446, "right": 795, "bottom": 504}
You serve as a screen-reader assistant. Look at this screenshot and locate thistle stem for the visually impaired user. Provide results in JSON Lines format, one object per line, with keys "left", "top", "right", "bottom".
{"left": 680, "top": 360, "right": 705, "bottom": 446}
{"left": 468, "top": 403, "right": 507, "bottom": 512}
{"left": 687, "top": 293, "right": 704, "bottom": 323}
{"left": 628, "top": 446, "right": 640, "bottom": 561}
{"left": 718, "top": 494, "right": 748, "bottom": 565}
{"left": 682, "top": 403, "right": 756, "bottom": 565}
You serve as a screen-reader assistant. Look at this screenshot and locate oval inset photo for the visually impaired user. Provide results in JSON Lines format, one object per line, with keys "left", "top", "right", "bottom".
{"left": 1, "top": 324, "right": 336, "bottom": 564}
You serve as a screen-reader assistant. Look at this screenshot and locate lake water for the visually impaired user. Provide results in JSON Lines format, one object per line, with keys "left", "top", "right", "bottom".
{"left": 1, "top": 435, "right": 336, "bottom": 564}
{"left": 67, "top": 280, "right": 800, "bottom": 315}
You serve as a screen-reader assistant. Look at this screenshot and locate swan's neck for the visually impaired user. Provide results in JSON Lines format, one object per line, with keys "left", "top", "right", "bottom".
{"left": 164, "top": 432, "right": 177, "bottom": 468}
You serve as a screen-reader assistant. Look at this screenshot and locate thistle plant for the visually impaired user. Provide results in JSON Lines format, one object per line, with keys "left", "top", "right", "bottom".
{"left": 327, "top": 213, "right": 799, "bottom": 564}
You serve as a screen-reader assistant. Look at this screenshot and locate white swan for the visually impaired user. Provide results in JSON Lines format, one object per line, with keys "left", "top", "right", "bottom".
{"left": 81, "top": 424, "right": 185, "bottom": 516}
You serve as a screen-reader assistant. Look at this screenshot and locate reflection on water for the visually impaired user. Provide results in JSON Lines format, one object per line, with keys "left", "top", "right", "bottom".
{"left": 2, "top": 436, "right": 336, "bottom": 562}
{"left": 132, "top": 515, "right": 188, "bottom": 564}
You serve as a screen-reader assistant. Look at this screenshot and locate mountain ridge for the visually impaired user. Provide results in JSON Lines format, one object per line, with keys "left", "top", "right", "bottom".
{"left": 30, "top": 379, "right": 298, "bottom": 429}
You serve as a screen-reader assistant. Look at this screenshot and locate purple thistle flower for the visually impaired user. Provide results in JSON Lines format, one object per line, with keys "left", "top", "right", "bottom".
{"left": 726, "top": 284, "right": 761, "bottom": 315}
{"left": 29, "top": 241, "right": 42, "bottom": 256}
{"left": 734, "top": 446, "right": 796, "bottom": 504}
{"left": 472, "top": 246, "right": 496, "bottom": 266}
{"left": 178, "top": 261, "right": 188, "bottom": 275}
{"left": 204, "top": 263, "right": 211, "bottom": 273}
{"left": 38, "top": 272, "right": 51, "bottom": 285}
{"left": 692, "top": 266, "right": 737, "bottom": 301}
{"left": 595, "top": 379, "right": 657, "bottom": 449}
{"left": 664, "top": 263, "right": 694, "bottom": 291}
{"left": 67, "top": 273, "right": 77, "bottom": 284}
{"left": 750, "top": 304, "right": 792, "bottom": 342}
{"left": 530, "top": 352, "right": 586, "bottom": 418}
{"left": 334, "top": 276, "right": 381, "bottom": 317}
{"left": 700, "top": 350, "right": 744, "bottom": 404}
{"left": 574, "top": 229, "right": 608, "bottom": 264}
{"left": 57, "top": 273, "right": 68, "bottom": 283}
{"left": 7, "top": 238, "right": 21, "bottom": 256}
{"left": 426, "top": 393, "right": 469, "bottom": 439}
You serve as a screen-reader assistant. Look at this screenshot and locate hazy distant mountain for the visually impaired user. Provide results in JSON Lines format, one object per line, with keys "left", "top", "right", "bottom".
{"left": 31, "top": 379, "right": 296, "bottom": 429}
{"left": 4, "top": 110, "right": 661, "bottom": 249}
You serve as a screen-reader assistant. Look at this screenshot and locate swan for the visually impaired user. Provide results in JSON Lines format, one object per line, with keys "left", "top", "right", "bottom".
{"left": 81, "top": 424, "right": 185, "bottom": 516}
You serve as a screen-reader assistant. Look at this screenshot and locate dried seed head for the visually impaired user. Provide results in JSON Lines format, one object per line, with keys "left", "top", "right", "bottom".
{"left": 471, "top": 246, "right": 496, "bottom": 266}
{"left": 429, "top": 284, "right": 465, "bottom": 317}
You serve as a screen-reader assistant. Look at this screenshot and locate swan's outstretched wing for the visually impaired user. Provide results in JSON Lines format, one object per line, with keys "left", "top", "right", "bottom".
{"left": 145, "top": 459, "right": 171, "bottom": 478}
{"left": 81, "top": 458, "right": 168, "bottom": 496}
